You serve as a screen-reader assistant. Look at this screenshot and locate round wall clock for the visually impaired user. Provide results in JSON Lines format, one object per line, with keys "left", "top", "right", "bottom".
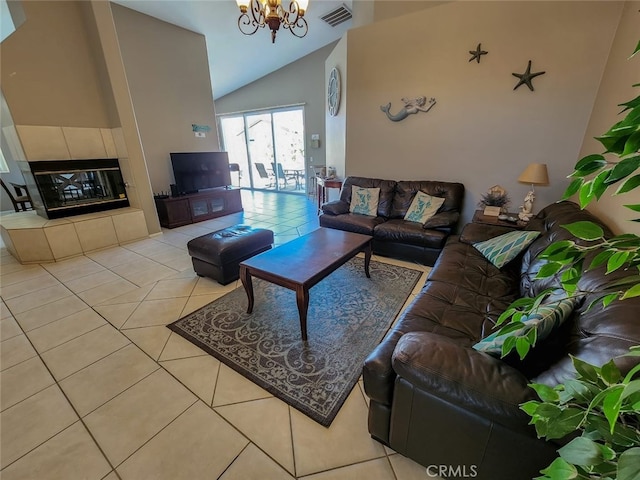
{"left": 327, "top": 67, "right": 341, "bottom": 116}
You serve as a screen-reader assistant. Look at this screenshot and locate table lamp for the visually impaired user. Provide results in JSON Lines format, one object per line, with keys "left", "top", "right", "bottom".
{"left": 517, "top": 163, "right": 549, "bottom": 221}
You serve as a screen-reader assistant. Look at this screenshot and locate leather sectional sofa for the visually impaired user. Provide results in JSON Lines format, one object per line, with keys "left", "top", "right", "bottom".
{"left": 363, "top": 201, "right": 640, "bottom": 479}
{"left": 319, "top": 176, "right": 465, "bottom": 265}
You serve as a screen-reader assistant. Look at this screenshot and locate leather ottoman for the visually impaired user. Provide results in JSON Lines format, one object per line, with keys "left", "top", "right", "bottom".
{"left": 187, "top": 225, "right": 274, "bottom": 285}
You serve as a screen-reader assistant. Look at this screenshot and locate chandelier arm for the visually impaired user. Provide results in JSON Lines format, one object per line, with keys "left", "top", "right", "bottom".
{"left": 238, "top": 13, "right": 260, "bottom": 35}
{"left": 237, "top": 0, "right": 308, "bottom": 42}
{"left": 285, "top": 16, "right": 308, "bottom": 38}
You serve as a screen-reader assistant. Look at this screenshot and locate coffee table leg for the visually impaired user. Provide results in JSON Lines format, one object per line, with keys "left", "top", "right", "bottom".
{"left": 240, "top": 265, "right": 254, "bottom": 314}
{"left": 363, "top": 241, "right": 372, "bottom": 278}
{"left": 295, "top": 285, "right": 309, "bottom": 342}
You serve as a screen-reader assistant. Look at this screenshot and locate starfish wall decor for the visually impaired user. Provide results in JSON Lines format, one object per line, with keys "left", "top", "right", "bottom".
{"left": 468, "top": 43, "right": 488, "bottom": 63}
{"left": 512, "top": 60, "right": 546, "bottom": 91}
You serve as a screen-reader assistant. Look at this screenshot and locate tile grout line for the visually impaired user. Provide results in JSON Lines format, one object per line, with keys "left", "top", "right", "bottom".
{"left": 0, "top": 309, "right": 122, "bottom": 478}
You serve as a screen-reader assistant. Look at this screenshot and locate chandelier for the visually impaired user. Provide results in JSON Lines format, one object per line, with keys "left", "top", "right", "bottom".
{"left": 236, "top": 0, "right": 309, "bottom": 43}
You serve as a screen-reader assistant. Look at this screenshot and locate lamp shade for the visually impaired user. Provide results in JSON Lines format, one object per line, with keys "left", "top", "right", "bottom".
{"left": 518, "top": 163, "right": 549, "bottom": 185}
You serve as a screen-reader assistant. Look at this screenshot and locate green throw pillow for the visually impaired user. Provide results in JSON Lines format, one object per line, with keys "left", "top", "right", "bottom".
{"left": 473, "top": 230, "right": 541, "bottom": 268}
{"left": 472, "top": 298, "right": 577, "bottom": 356}
{"left": 404, "top": 191, "right": 445, "bottom": 224}
{"left": 349, "top": 186, "right": 380, "bottom": 217}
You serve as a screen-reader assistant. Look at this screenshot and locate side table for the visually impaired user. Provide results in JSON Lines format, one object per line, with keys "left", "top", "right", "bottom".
{"left": 317, "top": 177, "right": 343, "bottom": 213}
{"left": 471, "top": 210, "right": 527, "bottom": 230}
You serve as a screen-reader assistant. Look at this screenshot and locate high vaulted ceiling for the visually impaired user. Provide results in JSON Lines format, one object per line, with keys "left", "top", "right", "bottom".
{"left": 114, "top": 0, "right": 353, "bottom": 99}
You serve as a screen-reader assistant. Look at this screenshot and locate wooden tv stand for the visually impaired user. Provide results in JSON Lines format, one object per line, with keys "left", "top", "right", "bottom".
{"left": 154, "top": 187, "right": 243, "bottom": 229}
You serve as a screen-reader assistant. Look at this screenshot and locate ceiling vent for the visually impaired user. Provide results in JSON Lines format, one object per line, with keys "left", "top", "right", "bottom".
{"left": 319, "top": 4, "right": 352, "bottom": 28}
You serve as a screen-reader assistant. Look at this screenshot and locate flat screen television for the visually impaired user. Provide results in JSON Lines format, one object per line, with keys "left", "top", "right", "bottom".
{"left": 170, "top": 152, "right": 232, "bottom": 194}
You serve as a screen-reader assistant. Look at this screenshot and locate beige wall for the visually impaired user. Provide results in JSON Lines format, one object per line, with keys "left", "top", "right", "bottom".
{"left": 343, "top": 1, "right": 624, "bottom": 226}
{"left": 578, "top": 1, "right": 640, "bottom": 235}
{"left": 0, "top": 1, "right": 114, "bottom": 127}
{"left": 325, "top": 36, "right": 347, "bottom": 181}
{"left": 214, "top": 42, "right": 337, "bottom": 180}
{"left": 111, "top": 4, "right": 220, "bottom": 194}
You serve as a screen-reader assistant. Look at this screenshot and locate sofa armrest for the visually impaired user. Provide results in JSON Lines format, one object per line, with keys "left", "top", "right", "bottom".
{"left": 422, "top": 210, "right": 459, "bottom": 229}
{"left": 321, "top": 200, "right": 350, "bottom": 216}
{"left": 392, "top": 331, "right": 536, "bottom": 429}
{"left": 459, "top": 222, "right": 518, "bottom": 244}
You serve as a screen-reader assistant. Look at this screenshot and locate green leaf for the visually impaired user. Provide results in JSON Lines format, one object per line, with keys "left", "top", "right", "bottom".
{"left": 573, "top": 357, "right": 600, "bottom": 382}
{"left": 601, "top": 359, "right": 622, "bottom": 385}
{"left": 579, "top": 181, "right": 595, "bottom": 208}
{"left": 521, "top": 400, "right": 541, "bottom": 417}
{"left": 537, "top": 262, "right": 564, "bottom": 279}
{"left": 563, "top": 378, "right": 599, "bottom": 403}
{"left": 558, "top": 437, "right": 603, "bottom": 466}
{"left": 632, "top": 39, "right": 640, "bottom": 58}
{"left": 539, "top": 457, "right": 578, "bottom": 480}
{"left": 605, "top": 155, "right": 640, "bottom": 185}
{"left": 622, "top": 283, "right": 640, "bottom": 299}
{"left": 563, "top": 178, "right": 584, "bottom": 200}
{"left": 530, "top": 383, "right": 561, "bottom": 402}
{"left": 622, "top": 129, "right": 640, "bottom": 157}
{"left": 597, "top": 133, "right": 629, "bottom": 155}
{"left": 607, "top": 251, "right": 631, "bottom": 274}
{"left": 572, "top": 154, "right": 607, "bottom": 177}
{"left": 545, "top": 408, "right": 586, "bottom": 440}
{"left": 590, "top": 250, "right": 614, "bottom": 270}
{"left": 592, "top": 170, "right": 612, "bottom": 201}
{"left": 618, "top": 447, "right": 640, "bottom": 480}
{"left": 624, "top": 204, "right": 640, "bottom": 212}
{"left": 602, "top": 385, "right": 624, "bottom": 433}
{"left": 502, "top": 335, "right": 517, "bottom": 358}
{"left": 621, "top": 379, "right": 640, "bottom": 400}
{"left": 563, "top": 221, "right": 605, "bottom": 241}
{"left": 542, "top": 240, "right": 575, "bottom": 258}
{"left": 516, "top": 336, "right": 531, "bottom": 360}
{"left": 616, "top": 174, "right": 640, "bottom": 195}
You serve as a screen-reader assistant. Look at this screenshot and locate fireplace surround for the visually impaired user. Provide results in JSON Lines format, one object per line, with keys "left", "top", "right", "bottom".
{"left": 19, "top": 158, "right": 129, "bottom": 219}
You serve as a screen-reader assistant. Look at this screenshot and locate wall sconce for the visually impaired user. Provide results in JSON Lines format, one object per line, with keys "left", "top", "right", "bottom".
{"left": 517, "top": 163, "right": 549, "bottom": 221}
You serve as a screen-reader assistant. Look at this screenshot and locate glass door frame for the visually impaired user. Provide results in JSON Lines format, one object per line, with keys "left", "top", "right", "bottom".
{"left": 218, "top": 105, "right": 306, "bottom": 194}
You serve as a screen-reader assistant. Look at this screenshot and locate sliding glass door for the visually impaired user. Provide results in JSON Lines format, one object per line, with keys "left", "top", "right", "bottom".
{"left": 219, "top": 106, "right": 306, "bottom": 194}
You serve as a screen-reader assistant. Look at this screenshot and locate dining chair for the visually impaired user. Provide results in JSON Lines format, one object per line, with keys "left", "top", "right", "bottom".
{"left": 0, "top": 178, "right": 33, "bottom": 212}
{"left": 254, "top": 163, "right": 274, "bottom": 187}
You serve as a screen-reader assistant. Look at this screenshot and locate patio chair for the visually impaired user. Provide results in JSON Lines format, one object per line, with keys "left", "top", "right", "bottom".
{"left": 254, "top": 163, "right": 274, "bottom": 187}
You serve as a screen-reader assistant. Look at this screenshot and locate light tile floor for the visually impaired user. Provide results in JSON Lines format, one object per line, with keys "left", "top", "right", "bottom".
{"left": 1, "top": 190, "right": 437, "bottom": 480}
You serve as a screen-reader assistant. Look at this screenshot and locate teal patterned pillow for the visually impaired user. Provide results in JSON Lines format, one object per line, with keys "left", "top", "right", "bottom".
{"left": 473, "top": 298, "right": 577, "bottom": 356}
{"left": 404, "top": 192, "right": 445, "bottom": 224}
{"left": 349, "top": 186, "right": 380, "bottom": 216}
{"left": 473, "top": 230, "right": 540, "bottom": 268}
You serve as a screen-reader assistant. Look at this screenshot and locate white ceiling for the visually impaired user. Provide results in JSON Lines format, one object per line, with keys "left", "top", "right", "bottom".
{"left": 114, "top": 0, "right": 353, "bottom": 99}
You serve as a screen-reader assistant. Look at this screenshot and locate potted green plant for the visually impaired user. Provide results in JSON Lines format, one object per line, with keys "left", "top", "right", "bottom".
{"left": 491, "top": 40, "right": 640, "bottom": 479}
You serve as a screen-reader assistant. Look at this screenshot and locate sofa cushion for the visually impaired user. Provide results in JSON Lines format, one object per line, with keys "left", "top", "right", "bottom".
{"left": 473, "top": 297, "right": 577, "bottom": 357}
{"left": 374, "top": 220, "right": 448, "bottom": 249}
{"left": 339, "top": 177, "right": 397, "bottom": 218}
{"left": 390, "top": 181, "right": 465, "bottom": 218}
{"left": 349, "top": 186, "right": 380, "bottom": 216}
{"left": 319, "top": 212, "right": 384, "bottom": 236}
{"left": 404, "top": 192, "right": 445, "bottom": 224}
{"left": 473, "top": 230, "right": 541, "bottom": 268}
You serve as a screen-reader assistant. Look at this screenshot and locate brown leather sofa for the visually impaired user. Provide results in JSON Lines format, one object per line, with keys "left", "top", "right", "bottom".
{"left": 319, "top": 176, "right": 465, "bottom": 265}
{"left": 363, "top": 201, "right": 640, "bottom": 479}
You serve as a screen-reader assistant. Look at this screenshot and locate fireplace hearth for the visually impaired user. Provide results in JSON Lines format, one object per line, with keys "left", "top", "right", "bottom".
{"left": 19, "top": 159, "right": 129, "bottom": 219}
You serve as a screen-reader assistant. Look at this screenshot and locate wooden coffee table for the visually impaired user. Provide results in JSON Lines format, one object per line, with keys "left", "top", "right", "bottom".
{"left": 239, "top": 228, "right": 372, "bottom": 342}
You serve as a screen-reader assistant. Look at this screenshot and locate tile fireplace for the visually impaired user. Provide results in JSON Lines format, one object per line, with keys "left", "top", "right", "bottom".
{"left": 19, "top": 158, "right": 129, "bottom": 219}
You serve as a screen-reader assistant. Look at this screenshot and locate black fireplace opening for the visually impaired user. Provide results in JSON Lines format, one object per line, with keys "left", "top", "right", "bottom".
{"left": 19, "top": 159, "right": 129, "bottom": 219}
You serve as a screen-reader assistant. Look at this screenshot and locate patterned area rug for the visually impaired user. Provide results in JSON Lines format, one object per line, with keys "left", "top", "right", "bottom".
{"left": 167, "top": 257, "right": 423, "bottom": 426}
